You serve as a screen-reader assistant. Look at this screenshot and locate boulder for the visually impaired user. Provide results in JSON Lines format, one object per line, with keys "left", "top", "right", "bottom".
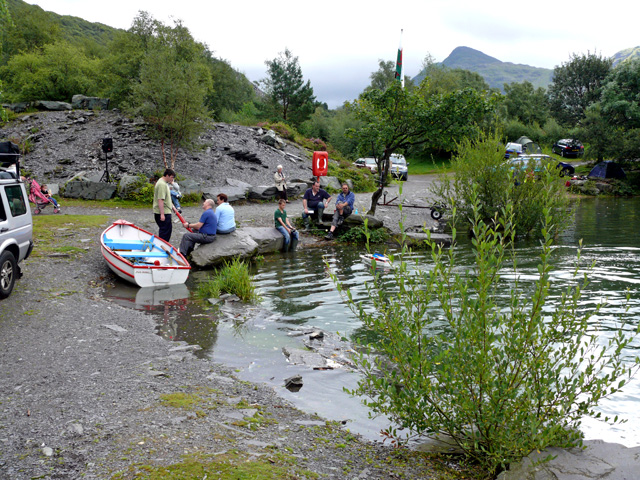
{"left": 189, "top": 227, "right": 287, "bottom": 267}
{"left": 71, "top": 95, "right": 110, "bottom": 110}
{"left": 319, "top": 212, "right": 384, "bottom": 229}
{"left": 2, "top": 102, "right": 30, "bottom": 113}
{"left": 117, "top": 174, "right": 145, "bottom": 199}
{"left": 62, "top": 180, "right": 116, "bottom": 200}
{"left": 189, "top": 229, "right": 259, "bottom": 267}
{"left": 319, "top": 176, "right": 341, "bottom": 191}
{"left": 259, "top": 129, "right": 286, "bottom": 149}
{"left": 33, "top": 100, "right": 72, "bottom": 111}
{"left": 391, "top": 231, "right": 453, "bottom": 248}
{"left": 202, "top": 186, "right": 246, "bottom": 203}
{"left": 249, "top": 185, "right": 278, "bottom": 200}
{"left": 287, "top": 182, "right": 309, "bottom": 198}
{"left": 226, "top": 178, "right": 253, "bottom": 190}
{"left": 179, "top": 178, "right": 201, "bottom": 196}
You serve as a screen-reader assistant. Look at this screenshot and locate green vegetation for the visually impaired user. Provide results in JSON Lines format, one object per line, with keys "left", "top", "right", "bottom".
{"left": 32, "top": 214, "right": 109, "bottom": 257}
{"left": 197, "top": 258, "right": 260, "bottom": 303}
{"left": 432, "top": 133, "right": 570, "bottom": 237}
{"left": 113, "top": 450, "right": 319, "bottom": 480}
{"left": 334, "top": 192, "right": 640, "bottom": 478}
{"left": 337, "top": 225, "right": 388, "bottom": 244}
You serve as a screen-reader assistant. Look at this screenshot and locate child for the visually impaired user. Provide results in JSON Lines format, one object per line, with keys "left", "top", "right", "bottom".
{"left": 168, "top": 178, "right": 182, "bottom": 213}
{"left": 40, "top": 184, "right": 60, "bottom": 208}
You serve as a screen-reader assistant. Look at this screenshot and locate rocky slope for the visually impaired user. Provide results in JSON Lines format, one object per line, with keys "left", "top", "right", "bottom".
{"left": 0, "top": 110, "right": 314, "bottom": 187}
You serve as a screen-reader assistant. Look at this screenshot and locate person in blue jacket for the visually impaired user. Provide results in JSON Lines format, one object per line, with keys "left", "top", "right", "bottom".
{"left": 325, "top": 183, "right": 355, "bottom": 240}
{"left": 179, "top": 199, "right": 217, "bottom": 257}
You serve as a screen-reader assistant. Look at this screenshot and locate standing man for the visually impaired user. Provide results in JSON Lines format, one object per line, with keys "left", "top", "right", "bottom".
{"left": 179, "top": 199, "right": 218, "bottom": 257}
{"left": 215, "top": 193, "right": 236, "bottom": 234}
{"left": 302, "top": 180, "right": 331, "bottom": 231}
{"left": 325, "top": 182, "right": 355, "bottom": 240}
{"left": 153, "top": 168, "right": 175, "bottom": 242}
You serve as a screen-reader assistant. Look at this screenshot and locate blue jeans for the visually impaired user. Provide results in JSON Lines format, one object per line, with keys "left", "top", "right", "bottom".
{"left": 276, "top": 225, "right": 299, "bottom": 246}
{"left": 170, "top": 190, "right": 181, "bottom": 210}
{"left": 217, "top": 226, "right": 236, "bottom": 234}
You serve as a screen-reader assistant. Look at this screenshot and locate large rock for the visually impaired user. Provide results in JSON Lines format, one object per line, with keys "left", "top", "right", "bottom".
{"left": 202, "top": 186, "right": 246, "bottom": 203}
{"left": 319, "top": 176, "right": 342, "bottom": 191}
{"left": 189, "top": 228, "right": 286, "bottom": 267}
{"left": 259, "top": 130, "right": 286, "bottom": 149}
{"left": 117, "top": 174, "right": 144, "bottom": 199}
{"left": 249, "top": 185, "right": 278, "bottom": 200}
{"left": 287, "top": 182, "right": 308, "bottom": 198}
{"left": 71, "top": 95, "right": 110, "bottom": 110}
{"left": 179, "top": 178, "right": 201, "bottom": 196}
{"left": 33, "top": 100, "right": 72, "bottom": 111}
{"left": 319, "top": 212, "right": 384, "bottom": 229}
{"left": 2, "top": 102, "right": 30, "bottom": 113}
{"left": 226, "top": 178, "right": 252, "bottom": 191}
{"left": 62, "top": 180, "right": 116, "bottom": 200}
{"left": 391, "top": 231, "right": 453, "bottom": 248}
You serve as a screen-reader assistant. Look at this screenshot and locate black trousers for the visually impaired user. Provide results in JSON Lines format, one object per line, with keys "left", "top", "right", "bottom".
{"left": 154, "top": 213, "right": 172, "bottom": 242}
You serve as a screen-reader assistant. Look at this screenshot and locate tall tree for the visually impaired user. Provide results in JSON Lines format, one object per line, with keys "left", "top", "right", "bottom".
{"left": 503, "top": 80, "right": 549, "bottom": 125}
{"left": 350, "top": 82, "right": 494, "bottom": 214}
{"left": 261, "top": 48, "right": 316, "bottom": 126}
{"left": 600, "top": 59, "right": 640, "bottom": 129}
{"left": 128, "top": 14, "right": 212, "bottom": 168}
{"left": 547, "top": 51, "right": 612, "bottom": 127}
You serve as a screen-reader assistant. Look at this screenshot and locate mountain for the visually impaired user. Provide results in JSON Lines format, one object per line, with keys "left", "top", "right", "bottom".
{"left": 612, "top": 46, "right": 640, "bottom": 66}
{"left": 413, "top": 46, "right": 553, "bottom": 92}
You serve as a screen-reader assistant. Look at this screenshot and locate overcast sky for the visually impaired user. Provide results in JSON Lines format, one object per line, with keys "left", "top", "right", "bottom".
{"left": 26, "top": 0, "right": 639, "bottom": 108}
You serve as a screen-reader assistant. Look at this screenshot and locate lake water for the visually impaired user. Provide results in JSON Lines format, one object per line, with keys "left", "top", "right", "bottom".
{"left": 105, "top": 196, "right": 640, "bottom": 446}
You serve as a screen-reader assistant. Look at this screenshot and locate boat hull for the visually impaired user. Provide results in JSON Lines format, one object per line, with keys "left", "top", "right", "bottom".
{"left": 360, "top": 253, "right": 393, "bottom": 269}
{"left": 100, "top": 220, "right": 190, "bottom": 288}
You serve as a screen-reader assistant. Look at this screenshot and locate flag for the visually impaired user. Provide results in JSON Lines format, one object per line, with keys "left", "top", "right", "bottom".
{"left": 394, "top": 29, "right": 404, "bottom": 89}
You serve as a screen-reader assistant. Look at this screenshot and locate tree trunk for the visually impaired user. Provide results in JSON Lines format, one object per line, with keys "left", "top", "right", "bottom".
{"left": 369, "top": 186, "right": 384, "bottom": 215}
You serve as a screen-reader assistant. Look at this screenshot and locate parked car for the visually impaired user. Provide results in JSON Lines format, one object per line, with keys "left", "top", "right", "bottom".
{"left": 389, "top": 153, "right": 409, "bottom": 181}
{"left": 552, "top": 139, "right": 584, "bottom": 158}
{"left": 353, "top": 157, "right": 378, "bottom": 173}
{"left": 0, "top": 145, "right": 34, "bottom": 299}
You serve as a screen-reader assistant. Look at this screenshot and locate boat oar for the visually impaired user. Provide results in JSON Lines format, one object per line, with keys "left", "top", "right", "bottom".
{"left": 173, "top": 206, "right": 193, "bottom": 232}
{"left": 160, "top": 244, "right": 188, "bottom": 266}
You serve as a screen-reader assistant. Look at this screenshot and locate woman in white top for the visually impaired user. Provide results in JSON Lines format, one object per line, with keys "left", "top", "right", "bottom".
{"left": 274, "top": 164, "right": 288, "bottom": 202}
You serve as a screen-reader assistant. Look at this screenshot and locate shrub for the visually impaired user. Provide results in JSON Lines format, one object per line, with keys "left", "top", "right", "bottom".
{"left": 197, "top": 257, "right": 259, "bottom": 303}
{"left": 432, "top": 132, "right": 570, "bottom": 238}
{"left": 334, "top": 191, "right": 640, "bottom": 478}
{"left": 337, "top": 225, "right": 388, "bottom": 244}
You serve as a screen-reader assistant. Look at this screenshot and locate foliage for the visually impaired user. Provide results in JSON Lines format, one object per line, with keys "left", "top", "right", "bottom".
{"left": 364, "top": 59, "right": 414, "bottom": 93}
{"left": 197, "top": 257, "right": 259, "bottom": 303}
{"left": 127, "top": 14, "right": 212, "bottom": 169}
{"left": 119, "top": 174, "right": 155, "bottom": 202}
{"left": 416, "top": 54, "right": 490, "bottom": 97}
{"left": 1, "top": 41, "right": 100, "bottom": 101}
{"left": 205, "top": 57, "right": 256, "bottom": 119}
{"left": 337, "top": 225, "right": 388, "bottom": 244}
{"left": 548, "top": 51, "right": 613, "bottom": 127}
{"left": 261, "top": 48, "right": 317, "bottom": 126}
{"left": 335, "top": 192, "right": 640, "bottom": 478}
{"left": 432, "top": 132, "right": 570, "bottom": 237}
{"left": 502, "top": 80, "right": 549, "bottom": 126}
{"left": 349, "top": 81, "right": 494, "bottom": 214}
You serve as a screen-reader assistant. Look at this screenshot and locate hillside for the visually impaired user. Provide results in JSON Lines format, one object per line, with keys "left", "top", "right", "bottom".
{"left": 612, "top": 46, "right": 640, "bottom": 66}
{"left": 6, "top": 0, "right": 120, "bottom": 48}
{"left": 413, "top": 46, "right": 553, "bottom": 91}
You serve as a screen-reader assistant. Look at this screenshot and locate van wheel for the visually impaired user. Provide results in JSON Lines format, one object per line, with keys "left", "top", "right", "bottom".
{"left": 0, "top": 251, "right": 18, "bottom": 299}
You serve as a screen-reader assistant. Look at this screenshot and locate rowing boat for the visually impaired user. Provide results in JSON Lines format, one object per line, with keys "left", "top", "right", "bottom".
{"left": 360, "top": 253, "right": 393, "bottom": 269}
{"left": 100, "top": 219, "right": 190, "bottom": 287}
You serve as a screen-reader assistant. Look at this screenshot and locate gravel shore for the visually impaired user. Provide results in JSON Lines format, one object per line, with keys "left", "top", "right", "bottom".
{"left": 0, "top": 178, "right": 451, "bottom": 480}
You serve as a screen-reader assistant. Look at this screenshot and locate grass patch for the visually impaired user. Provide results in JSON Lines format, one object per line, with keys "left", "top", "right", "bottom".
{"left": 407, "top": 156, "right": 452, "bottom": 175}
{"left": 114, "top": 451, "right": 319, "bottom": 479}
{"left": 196, "top": 258, "right": 260, "bottom": 303}
{"left": 158, "top": 392, "right": 203, "bottom": 410}
{"left": 31, "top": 214, "right": 110, "bottom": 257}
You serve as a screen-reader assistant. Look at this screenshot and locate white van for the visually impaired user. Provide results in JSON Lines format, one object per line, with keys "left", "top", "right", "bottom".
{"left": 0, "top": 142, "right": 33, "bottom": 299}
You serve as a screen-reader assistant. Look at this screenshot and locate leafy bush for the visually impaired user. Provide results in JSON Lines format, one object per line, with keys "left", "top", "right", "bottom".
{"left": 432, "top": 132, "right": 570, "bottom": 237}
{"left": 197, "top": 257, "right": 259, "bottom": 303}
{"left": 334, "top": 192, "right": 640, "bottom": 478}
{"left": 119, "top": 174, "right": 155, "bottom": 202}
{"left": 337, "top": 225, "right": 388, "bottom": 244}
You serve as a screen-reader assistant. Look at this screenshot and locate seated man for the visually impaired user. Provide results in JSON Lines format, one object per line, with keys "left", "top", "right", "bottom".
{"left": 302, "top": 180, "right": 331, "bottom": 231}
{"left": 215, "top": 193, "right": 236, "bottom": 234}
{"left": 179, "top": 199, "right": 217, "bottom": 257}
{"left": 325, "top": 183, "right": 355, "bottom": 240}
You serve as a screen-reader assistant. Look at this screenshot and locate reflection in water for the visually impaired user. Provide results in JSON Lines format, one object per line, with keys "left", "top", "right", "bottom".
{"left": 104, "top": 197, "right": 640, "bottom": 446}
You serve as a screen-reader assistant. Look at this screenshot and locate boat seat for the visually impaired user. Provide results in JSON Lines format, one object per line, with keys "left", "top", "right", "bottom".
{"left": 116, "top": 251, "right": 168, "bottom": 258}
{"left": 104, "top": 238, "right": 157, "bottom": 250}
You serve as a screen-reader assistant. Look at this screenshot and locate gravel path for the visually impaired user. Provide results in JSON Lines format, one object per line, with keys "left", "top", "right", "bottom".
{"left": 0, "top": 177, "right": 450, "bottom": 480}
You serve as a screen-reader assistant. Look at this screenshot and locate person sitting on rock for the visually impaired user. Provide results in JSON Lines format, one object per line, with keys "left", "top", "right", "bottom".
{"left": 179, "top": 199, "right": 217, "bottom": 257}
{"left": 325, "top": 182, "right": 355, "bottom": 240}
{"left": 215, "top": 193, "right": 236, "bottom": 234}
{"left": 302, "top": 180, "right": 331, "bottom": 231}
{"left": 275, "top": 198, "right": 299, "bottom": 252}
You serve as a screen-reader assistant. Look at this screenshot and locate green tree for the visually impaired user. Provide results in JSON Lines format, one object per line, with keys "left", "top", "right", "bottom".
{"left": 335, "top": 191, "right": 639, "bottom": 478}
{"left": 600, "top": 59, "right": 640, "bottom": 129}
{"left": 578, "top": 104, "right": 619, "bottom": 161}
{"left": 0, "top": 41, "right": 99, "bottom": 101}
{"left": 350, "top": 82, "right": 494, "bottom": 214}
{"left": 261, "top": 48, "right": 316, "bottom": 126}
{"left": 503, "top": 80, "right": 549, "bottom": 125}
{"left": 548, "top": 51, "right": 612, "bottom": 127}
{"left": 205, "top": 57, "right": 255, "bottom": 119}
{"left": 418, "top": 54, "right": 490, "bottom": 96}
{"left": 128, "top": 15, "right": 212, "bottom": 168}
{"left": 365, "top": 59, "right": 414, "bottom": 92}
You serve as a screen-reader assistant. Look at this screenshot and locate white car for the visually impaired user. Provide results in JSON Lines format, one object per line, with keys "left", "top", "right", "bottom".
{"left": 389, "top": 154, "right": 408, "bottom": 181}
{"left": 353, "top": 157, "right": 378, "bottom": 173}
{"left": 0, "top": 143, "right": 34, "bottom": 299}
